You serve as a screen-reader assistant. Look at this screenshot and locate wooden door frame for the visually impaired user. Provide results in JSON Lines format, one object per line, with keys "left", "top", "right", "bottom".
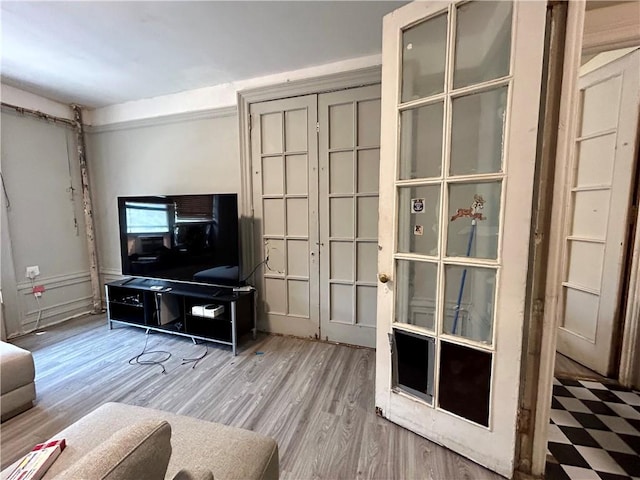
{"left": 520, "top": 1, "right": 640, "bottom": 476}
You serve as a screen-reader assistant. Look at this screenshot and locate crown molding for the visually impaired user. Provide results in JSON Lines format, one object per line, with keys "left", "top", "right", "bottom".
{"left": 86, "top": 105, "right": 238, "bottom": 134}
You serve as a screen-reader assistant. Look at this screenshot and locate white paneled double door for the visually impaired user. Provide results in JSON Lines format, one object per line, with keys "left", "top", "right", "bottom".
{"left": 250, "top": 85, "right": 381, "bottom": 348}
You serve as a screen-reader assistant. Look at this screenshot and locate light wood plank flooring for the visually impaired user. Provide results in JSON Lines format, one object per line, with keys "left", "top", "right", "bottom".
{"left": 1, "top": 315, "right": 501, "bottom": 479}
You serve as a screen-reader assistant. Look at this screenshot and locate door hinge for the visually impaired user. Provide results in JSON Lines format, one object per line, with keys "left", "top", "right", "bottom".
{"left": 316, "top": 122, "right": 320, "bottom": 133}
{"left": 387, "top": 332, "right": 394, "bottom": 353}
{"left": 248, "top": 114, "right": 253, "bottom": 131}
{"left": 517, "top": 408, "right": 532, "bottom": 433}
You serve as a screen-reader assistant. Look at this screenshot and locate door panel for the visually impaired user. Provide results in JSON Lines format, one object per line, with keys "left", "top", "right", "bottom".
{"left": 250, "top": 96, "right": 319, "bottom": 338}
{"left": 557, "top": 50, "right": 640, "bottom": 375}
{"left": 319, "top": 85, "right": 381, "bottom": 348}
{"left": 375, "top": 1, "right": 547, "bottom": 476}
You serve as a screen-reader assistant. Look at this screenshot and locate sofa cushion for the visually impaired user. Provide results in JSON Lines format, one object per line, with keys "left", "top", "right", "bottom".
{"left": 0, "top": 341, "right": 35, "bottom": 394}
{"left": 0, "top": 382, "right": 36, "bottom": 422}
{"left": 53, "top": 419, "right": 172, "bottom": 480}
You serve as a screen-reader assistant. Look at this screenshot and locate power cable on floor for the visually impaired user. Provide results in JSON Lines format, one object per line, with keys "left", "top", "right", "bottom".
{"left": 128, "top": 330, "right": 172, "bottom": 374}
{"left": 181, "top": 342, "right": 209, "bottom": 369}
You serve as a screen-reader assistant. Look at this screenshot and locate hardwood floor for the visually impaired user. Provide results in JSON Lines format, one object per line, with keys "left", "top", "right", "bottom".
{"left": 1, "top": 315, "right": 501, "bottom": 479}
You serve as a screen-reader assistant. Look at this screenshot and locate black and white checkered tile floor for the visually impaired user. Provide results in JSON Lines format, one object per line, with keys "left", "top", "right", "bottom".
{"left": 546, "top": 377, "right": 640, "bottom": 480}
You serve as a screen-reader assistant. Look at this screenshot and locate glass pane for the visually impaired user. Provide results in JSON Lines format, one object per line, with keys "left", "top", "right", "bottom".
{"left": 443, "top": 265, "right": 496, "bottom": 345}
{"left": 447, "top": 181, "right": 501, "bottom": 259}
{"left": 395, "top": 260, "right": 438, "bottom": 331}
{"left": 401, "top": 13, "right": 447, "bottom": 102}
{"left": 398, "top": 185, "right": 440, "bottom": 256}
{"left": 439, "top": 341, "right": 492, "bottom": 426}
{"left": 454, "top": 1, "right": 512, "bottom": 89}
{"left": 450, "top": 87, "right": 507, "bottom": 176}
{"left": 399, "top": 102, "right": 444, "bottom": 180}
{"left": 393, "top": 329, "right": 436, "bottom": 404}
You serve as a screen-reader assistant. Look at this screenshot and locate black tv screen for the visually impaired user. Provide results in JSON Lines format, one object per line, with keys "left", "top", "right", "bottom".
{"left": 118, "top": 194, "right": 241, "bottom": 286}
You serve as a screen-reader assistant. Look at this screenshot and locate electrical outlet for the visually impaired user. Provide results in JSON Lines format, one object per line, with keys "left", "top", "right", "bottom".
{"left": 26, "top": 266, "right": 40, "bottom": 279}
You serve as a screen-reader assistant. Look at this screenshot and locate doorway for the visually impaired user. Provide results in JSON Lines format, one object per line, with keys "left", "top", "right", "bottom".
{"left": 544, "top": 2, "right": 640, "bottom": 479}
{"left": 249, "top": 85, "right": 381, "bottom": 348}
{"left": 555, "top": 47, "right": 640, "bottom": 380}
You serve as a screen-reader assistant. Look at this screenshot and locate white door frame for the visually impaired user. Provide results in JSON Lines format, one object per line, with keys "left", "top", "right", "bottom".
{"left": 530, "top": 1, "right": 640, "bottom": 474}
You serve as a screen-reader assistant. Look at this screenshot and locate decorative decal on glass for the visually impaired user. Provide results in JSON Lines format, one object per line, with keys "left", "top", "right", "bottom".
{"left": 398, "top": 186, "right": 440, "bottom": 256}
{"left": 411, "top": 197, "right": 426, "bottom": 214}
{"left": 447, "top": 182, "right": 501, "bottom": 259}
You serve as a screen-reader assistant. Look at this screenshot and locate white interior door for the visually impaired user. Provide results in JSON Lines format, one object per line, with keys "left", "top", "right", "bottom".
{"left": 318, "top": 85, "right": 381, "bottom": 348}
{"left": 557, "top": 49, "right": 640, "bottom": 376}
{"left": 250, "top": 96, "right": 320, "bottom": 338}
{"left": 375, "top": 1, "right": 546, "bottom": 476}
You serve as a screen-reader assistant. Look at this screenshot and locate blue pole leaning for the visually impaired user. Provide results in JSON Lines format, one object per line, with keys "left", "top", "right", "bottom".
{"left": 452, "top": 219, "right": 476, "bottom": 335}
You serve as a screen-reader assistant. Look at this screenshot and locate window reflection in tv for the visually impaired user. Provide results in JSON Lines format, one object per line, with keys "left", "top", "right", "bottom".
{"left": 118, "top": 194, "right": 240, "bottom": 286}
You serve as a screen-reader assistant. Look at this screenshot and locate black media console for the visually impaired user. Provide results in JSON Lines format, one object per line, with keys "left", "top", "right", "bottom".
{"left": 105, "top": 278, "right": 255, "bottom": 355}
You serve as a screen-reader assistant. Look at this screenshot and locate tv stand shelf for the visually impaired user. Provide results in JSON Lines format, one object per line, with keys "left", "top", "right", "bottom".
{"left": 105, "top": 278, "right": 255, "bottom": 355}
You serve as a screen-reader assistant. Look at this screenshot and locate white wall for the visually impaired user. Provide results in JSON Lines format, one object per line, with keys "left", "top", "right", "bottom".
{"left": 86, "top": 109, "right": 240, "bottom": 286}
{"left": 1, "top": 109, "right": 92, "bottom": 337}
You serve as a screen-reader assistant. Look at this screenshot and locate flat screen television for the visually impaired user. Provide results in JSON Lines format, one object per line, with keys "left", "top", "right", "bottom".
{"left": 118, "top": 194, "right": 241, "bottom": 286}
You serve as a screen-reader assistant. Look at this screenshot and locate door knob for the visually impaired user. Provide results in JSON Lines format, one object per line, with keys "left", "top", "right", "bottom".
{"left": 378, "top": 273, "right": 390, "bottom": 283}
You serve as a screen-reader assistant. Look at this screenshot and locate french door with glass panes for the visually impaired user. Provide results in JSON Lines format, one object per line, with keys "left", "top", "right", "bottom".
{"left": 375, "top": 1, "right": 547, "bottom": 476}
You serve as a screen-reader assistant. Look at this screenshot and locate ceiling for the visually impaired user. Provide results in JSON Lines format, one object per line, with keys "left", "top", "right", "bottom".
{"left": 1, "top": 1, "right": 404, "bottom": 109}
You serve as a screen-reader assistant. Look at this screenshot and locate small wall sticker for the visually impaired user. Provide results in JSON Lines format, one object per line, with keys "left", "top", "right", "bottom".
{"left": 413, "top": 225, "right": 424, "bottom": 236}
